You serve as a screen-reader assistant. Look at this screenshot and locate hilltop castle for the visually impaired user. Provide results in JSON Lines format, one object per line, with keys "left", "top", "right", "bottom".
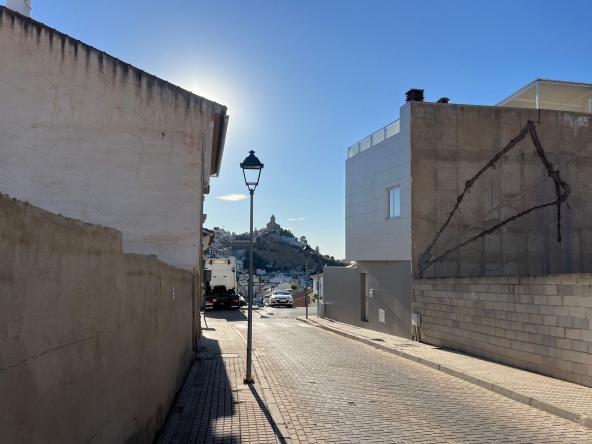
{"left": 266, "top": 215, "right": 280, "bottom": 232}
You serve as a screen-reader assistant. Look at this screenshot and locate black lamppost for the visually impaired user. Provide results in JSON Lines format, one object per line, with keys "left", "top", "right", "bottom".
{"left": 302, "top": 244, "right": 313, "bottom": 319}
{"left": 240, "top": 150, "right": 264, "bottom": 384}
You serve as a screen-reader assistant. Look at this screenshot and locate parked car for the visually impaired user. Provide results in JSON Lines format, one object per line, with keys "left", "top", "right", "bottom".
{"left": 268, "top": 290, "right": 293, "bottom": 308}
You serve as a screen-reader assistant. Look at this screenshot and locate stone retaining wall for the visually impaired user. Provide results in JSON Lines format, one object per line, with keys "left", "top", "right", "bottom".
{"left": 413, "top": 275, "right": 592, "bottom": 387}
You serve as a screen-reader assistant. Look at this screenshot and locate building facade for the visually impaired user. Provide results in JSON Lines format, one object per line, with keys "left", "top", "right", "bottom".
{"left": 0, "top": 6, "right": 228, "bottom": 270}
{"left": 325, "top": 81, "right": 592, "bottom": 350}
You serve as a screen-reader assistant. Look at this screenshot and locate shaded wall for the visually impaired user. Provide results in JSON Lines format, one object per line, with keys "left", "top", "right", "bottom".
{"left": 324, "top": 262, "right": 412, "bottom": 338}
{"left": 414, "top": 275, "right": 592, "bottom": 388}
{"left": 411, "top": 102, "right": 592, "bottom": 278}
{"left": 0, "top": 7, "right": 227, "bottom": 270}
{"left": 0, "top": 194, "right": 195, "bottom": 444}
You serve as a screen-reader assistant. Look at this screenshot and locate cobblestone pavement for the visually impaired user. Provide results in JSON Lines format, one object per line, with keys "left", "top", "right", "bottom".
{"left": 157, "top": 315, "right": 277, "bottom": 444}
{"left": 232, "top": 310, "right": 592, "bottom": 444}
{"left": 303, "top": 316, "right": 592, "bottom": 419}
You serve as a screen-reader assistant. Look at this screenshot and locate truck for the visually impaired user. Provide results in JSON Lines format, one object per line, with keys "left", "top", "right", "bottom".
{"left": 203, "top": 257, "right": 240, "bottom": 310}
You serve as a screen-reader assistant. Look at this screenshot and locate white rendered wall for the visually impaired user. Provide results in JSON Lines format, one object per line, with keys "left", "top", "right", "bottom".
{"left": 345, "top": 104, "right": 411, "bottom": 261}
{"left": 0, "top": 8, "right": 226, "bottom": 270}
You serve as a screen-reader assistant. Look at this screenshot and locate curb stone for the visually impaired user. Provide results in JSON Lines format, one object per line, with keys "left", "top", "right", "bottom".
{"left": 297, "top": 317, "right": 592, "bottom": 431}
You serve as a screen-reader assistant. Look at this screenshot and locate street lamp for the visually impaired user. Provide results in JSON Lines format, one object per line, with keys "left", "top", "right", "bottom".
{"left": 240, "top": 150, "right": 264, "bottom": 384}
{"left": 302, "top": 244, "right": 313, "bottom": 319}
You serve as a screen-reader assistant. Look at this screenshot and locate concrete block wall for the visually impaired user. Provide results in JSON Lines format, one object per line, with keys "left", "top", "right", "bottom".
{"left": 413, "top": 275, "right": 592, "bottom": 388}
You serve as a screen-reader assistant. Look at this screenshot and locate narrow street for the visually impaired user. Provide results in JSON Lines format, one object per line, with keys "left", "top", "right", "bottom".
{"left": 158, "top": 308, "right": 592, "bottom": 443}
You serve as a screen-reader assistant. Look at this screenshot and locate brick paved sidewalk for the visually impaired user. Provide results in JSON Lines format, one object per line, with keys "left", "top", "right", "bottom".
{"left": 299, "top": 316, "right": 592, "bottom": 430}
{"left": 156, "top": 317, "right": 278, "bottom": 444}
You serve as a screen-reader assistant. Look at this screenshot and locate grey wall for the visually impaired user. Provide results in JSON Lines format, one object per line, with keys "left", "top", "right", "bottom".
{"left": 0, "top": 194, "right": 195, "bottom": 444}
{"left": 411, "top": 102, "right": 592, "bottom": 278}
{"left": 346, "top": 105, "right": 411, "bottom": 262}
{"left": 323, "top": 266, "right": 360, "bottom": 326}
{"left": 324, "top": 262, "right": 412, "bottom": 338}
{"left": 414, "top": 275, "right": 592, "bottom": 388}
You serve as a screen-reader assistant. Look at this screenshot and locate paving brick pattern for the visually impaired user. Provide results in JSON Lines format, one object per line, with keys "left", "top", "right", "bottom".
{"left": 157, "top": 318, "right": 276, "bottom": 444}
{"left": 236, "top": 316, "right": 592, "bottom": 443}
{"left": 312, "top": 317, "right": 592, "bottom": 417}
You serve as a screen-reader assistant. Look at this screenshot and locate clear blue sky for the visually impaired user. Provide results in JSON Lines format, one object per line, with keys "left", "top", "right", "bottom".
{"left": 16, "top": 0, "right": 592, "bottom": 258}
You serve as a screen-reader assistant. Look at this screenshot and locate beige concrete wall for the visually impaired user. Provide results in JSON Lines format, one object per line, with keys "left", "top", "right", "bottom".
{"left": 0, "top": 7, "right": 227, "bottom": 270}
{"left": 0, "top": 193, "right": 194, "bottom": 443}
{"left": 413, "top": 275, "right": 592, "bottom": 388}
{"left": 411, "top": 102, "right": 592, "bottom": 278}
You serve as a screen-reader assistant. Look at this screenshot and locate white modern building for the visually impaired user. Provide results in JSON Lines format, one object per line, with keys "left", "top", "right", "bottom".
{"left": 325, "top": 80, "right": 592, "bottom": 339}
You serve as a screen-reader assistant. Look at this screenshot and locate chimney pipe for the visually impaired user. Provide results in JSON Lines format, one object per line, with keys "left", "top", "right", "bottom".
{"left": 6, "top": 0, "right": 32, "bottom": 17}
{"left": 405, "top": 89, "right": 424, "bottom": 103}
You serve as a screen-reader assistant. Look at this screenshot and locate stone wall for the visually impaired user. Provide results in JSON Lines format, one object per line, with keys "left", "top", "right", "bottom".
{"left": 0, "top": 6, "right": 227, "bottom": 270}
{"left": 413, "top": 275, "right": 592, "bottom": 387}
{"left": 0, "top": 194, "right": 196, "bottom": 443}
{"left": 411, "top": 102, "right": 592, "bottom": 278}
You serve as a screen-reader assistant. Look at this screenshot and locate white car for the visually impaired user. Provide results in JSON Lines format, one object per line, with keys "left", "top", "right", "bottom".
{"left": 269, "top": 290, "right": 293, "bottom": 308}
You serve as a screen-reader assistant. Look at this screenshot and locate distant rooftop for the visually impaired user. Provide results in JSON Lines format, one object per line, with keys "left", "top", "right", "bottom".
{"left": 497, "top": 79, "right": 592, "bottom": 113}
{"left": 347, "top": 79, "right": 592, "bottom": 159}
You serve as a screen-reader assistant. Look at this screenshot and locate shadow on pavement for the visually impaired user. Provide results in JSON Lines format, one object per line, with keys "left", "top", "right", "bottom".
{"left": 155, "top": 335, "right": 239, "bottom": 443}
{"left": 203, "top": 309, "right": 248, "bottom": 323}
{"left": 247, "top": 384, "right": 289, "bottom": 444}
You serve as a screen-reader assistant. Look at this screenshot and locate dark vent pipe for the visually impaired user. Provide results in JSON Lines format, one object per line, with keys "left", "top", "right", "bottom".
{"left": 406, "top": 88, "right": 424, "bottom": 102}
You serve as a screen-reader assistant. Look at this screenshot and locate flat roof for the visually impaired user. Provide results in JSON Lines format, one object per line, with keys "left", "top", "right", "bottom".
{"left": 497, "top": 79, "right": 592, "bottom": 113}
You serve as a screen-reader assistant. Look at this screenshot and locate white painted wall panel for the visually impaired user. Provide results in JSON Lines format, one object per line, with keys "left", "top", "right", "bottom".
{"left": 345, "top": 104, "right": 411, "bottom": 261}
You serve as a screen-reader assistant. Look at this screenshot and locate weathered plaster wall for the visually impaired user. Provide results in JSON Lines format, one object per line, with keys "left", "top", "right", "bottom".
{"left": 0, "top": 194, "right": 194, "bottom": 443}
{"left": 411, "top": 102, "right": 592, "bottom": 278}
{"left": 413, "top": 275, "right": 592, "bottom": 388}
{"left": 0, "top": 7, "right": 227, "bottom": 270}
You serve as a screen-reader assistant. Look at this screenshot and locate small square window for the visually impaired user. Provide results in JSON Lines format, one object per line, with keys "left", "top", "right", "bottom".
{"left": 388, "top": 187, "right": 400, "bottom": 218}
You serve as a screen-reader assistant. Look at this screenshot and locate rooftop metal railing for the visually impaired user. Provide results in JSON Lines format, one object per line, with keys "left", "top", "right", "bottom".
{"left": 347, "top": 119, "right": 400, "bottom": 158}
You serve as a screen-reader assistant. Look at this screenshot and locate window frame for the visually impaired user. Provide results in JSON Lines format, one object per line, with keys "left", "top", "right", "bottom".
{"left": 386, "top": 186, "right": 401, "bottom": 219}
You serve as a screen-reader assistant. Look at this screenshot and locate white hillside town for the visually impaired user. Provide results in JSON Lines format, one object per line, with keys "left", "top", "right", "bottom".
{"left": 205, "top": 215, "right": 346, "bottom": 300}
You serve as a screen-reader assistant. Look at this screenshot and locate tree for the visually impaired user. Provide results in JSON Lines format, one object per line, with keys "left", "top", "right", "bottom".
{"left": 300, "top": 236, "right": 308, "bottom": 245}
{"left": 315, "top": 246, "right": 320, "bottom": 253}
{"left": 290, "top": 281, "right": 298, "bottom": 290}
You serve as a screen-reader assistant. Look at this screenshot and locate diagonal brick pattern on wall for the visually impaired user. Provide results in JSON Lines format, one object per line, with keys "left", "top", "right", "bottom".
{"left": 413, "top": 274, "right": 592, "bottom": 388}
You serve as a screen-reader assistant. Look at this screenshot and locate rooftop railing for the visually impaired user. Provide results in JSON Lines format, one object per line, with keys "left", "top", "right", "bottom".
{"left": 347, "top": 119, "right": 400, "bottom": 158}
